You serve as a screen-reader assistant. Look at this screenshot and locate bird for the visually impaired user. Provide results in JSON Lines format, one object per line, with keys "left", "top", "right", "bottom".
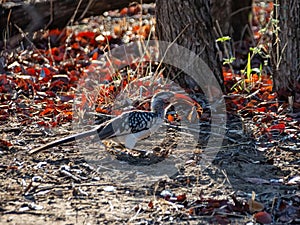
{"left": 29, "top": 91, "right": 197, "bottom": 155}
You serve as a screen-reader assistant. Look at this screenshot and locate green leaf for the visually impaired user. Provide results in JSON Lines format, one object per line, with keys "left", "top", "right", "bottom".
{"left": 250, "top": 47, "right": 262, "bottom": 55}
{"left": 271, "top": 19, "right": 279, "bottom": 24}
{"left": 223, "top": 57, "right": 236, "bottom": 65}
{"left": 247, "top": 52, "right": 251, "bottom": 80}
{"left": 259, "top": 63, "right": 263, "bottom": 73}
{"left": 216, "top": 36, "right": 231, "bottom": 43}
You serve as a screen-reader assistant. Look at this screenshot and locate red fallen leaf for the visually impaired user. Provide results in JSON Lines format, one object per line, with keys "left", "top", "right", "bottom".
{"left": 188, "top": 208, "right": 194, "bottom": 215}
{"left": 128, "top": 4, "right": 141, "bottom": 15}
{"left": 49, "top": 121, "right": 58, "bottom": 127}
{"left": 0, "top": 74, "right": 8, "bottom": 85}
{"left": 0, "top": 139, "right": 13, "bottom": 147}
{"left": 71, "top": 42, "right": 80, "bottom": 50}
{"left": 120, "top": 7, "right": 128, "bottom": 16}
{"left": 132, "top": 25, "right": 141, "bottom": 33}
{"left": 62, "top": 111, "right": 73, "bottom": 120}
{"left": 48, "top": 28, "right": 61, "bottom": 36}
{"left": 257, "top": 107, "right": 267, "bottom": 112}
{"left": 95, "top": 107, "right": 109, "bottom": 114}
{"left": 269, "top": 123, "right": 285, "bottom": 132}
{"left": 148, "top": 201, "right": 153, "bottom": 209}
{"left": 68, "top": 70, "right": 80, "bottom": 83}
{"left": 37, "top": 121, "right": 46, "bottom": 126}
{"left": 254, "top": 211, "right": 272, "bottom": 224}
{"left": 26, "top": 67, "right": 37, "bottom": 76}
{"left": 16, "top": 78, "right": 29, "bottom": 91}
{"left": 176, "top": 194, "right": 187, "bottom": 202}
{"left": 76, "top": 31, "right": 96, "bottom": 40}
{"left": 41, "top": 67, "right": 51, "bottom": 76}
{"left": 49, "top": 80, "right": 66, "bottom": 91}
{"left": 6, "top": 165, "right": 19, "bottom": 171}
{"left": 223, "top": 71, "right": 234, "bottom": 81}
{"left": 48, "top": 47, "right": 64, "bottom": 61}
{"left": 45, "top": 91, "right": 56, "bottom": 97}
{"left": 108, "top": 85, "right": 116, "bottom": 93}
{"left": 46, "top": 28, "right": 67, "bottom": 44}
{"left": 246, "top": 100, "right": 257, "bottom": 108}
{"left": 92, "top": 51, "right": 98, "bottom": 60}
{"left": 11, "top": 64, "right": 21, "bottom": 73}
{"left": 76, "top": 31, "right": 97, "bottom": 46}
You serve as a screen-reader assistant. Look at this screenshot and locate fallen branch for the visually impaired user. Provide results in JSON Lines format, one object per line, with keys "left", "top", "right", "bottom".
{"left": 0, "top": 0, "right": 155, "bottom": 48}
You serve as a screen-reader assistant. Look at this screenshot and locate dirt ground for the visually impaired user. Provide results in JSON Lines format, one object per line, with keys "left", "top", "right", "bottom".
{"left": 1, "top": 113, "right": 299, "bottom": 225}
{"left": 0, "top": 1, "right": 299, "bottom": 224}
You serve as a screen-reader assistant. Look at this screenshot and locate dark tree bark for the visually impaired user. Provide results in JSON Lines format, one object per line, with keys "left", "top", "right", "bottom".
{"left": 211, "top": 0, "right": 232, "bottom": 36}
{"left": 272, "top": 0, "right": 300, "bottom": 110}
{"left": 155, "top": 0, "right": 223, "bottom": 92}
{"left": 230, "top": 0, "right": 252, "bottom": 40}
{"left": 211, "top": 0, "right": 252, "bottom": 40}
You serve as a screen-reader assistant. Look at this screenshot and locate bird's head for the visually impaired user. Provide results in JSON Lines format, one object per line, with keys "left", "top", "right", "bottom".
{"left": 151, "top": 91, "right": 174, "bottom": 108}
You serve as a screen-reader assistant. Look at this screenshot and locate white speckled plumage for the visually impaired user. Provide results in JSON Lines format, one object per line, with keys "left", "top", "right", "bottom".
{"left": 29, "top": 92, "right": 181, "bottom": 154}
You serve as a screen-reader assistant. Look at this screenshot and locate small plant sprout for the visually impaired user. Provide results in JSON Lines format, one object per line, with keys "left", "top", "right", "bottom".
{"left": 216, "top": 36, "right": 232, "bottom": 43}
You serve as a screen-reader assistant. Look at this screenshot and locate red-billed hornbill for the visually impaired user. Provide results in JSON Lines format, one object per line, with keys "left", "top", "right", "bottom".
{"left": 29, "top": 91, "right": 196, "bottom": 154}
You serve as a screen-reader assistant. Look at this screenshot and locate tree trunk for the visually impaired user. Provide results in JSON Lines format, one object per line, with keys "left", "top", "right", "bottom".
{"left": 272, "top": 0, "right": 300, "bottom": 110}
{"left": 155, "top": 0, "right": 223, "bottom": 92}
{"left": 211, "top": 0, "right": 252, "bottom": 40}
{"left": 211, "top": 0, "right": 232, "bottom": 36}
{"left": 230, "top": 0, "right": 252, "bottom": 40}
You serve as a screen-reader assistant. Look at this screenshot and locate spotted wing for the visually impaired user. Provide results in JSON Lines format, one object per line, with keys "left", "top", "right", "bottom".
{"left": 97, "top": 111, "right": 158, "bottom": 140}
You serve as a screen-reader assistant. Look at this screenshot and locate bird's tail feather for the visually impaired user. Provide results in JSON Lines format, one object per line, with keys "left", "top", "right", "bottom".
{"left": 29, "top": 127, "right": 101, "bottom": 155}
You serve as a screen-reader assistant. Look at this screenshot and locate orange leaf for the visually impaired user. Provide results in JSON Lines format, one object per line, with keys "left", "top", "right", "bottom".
{"left": 252, "top": 74, "right": 259, "bottom": 82}
{"left": 120, "top": 7, "right": 128, "bottom": 16}
{"left": 92, "top": 51, "right": 98, "bottom": 60}
{"left": 40, "top": 107, "right": 55, "bottom": 116}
